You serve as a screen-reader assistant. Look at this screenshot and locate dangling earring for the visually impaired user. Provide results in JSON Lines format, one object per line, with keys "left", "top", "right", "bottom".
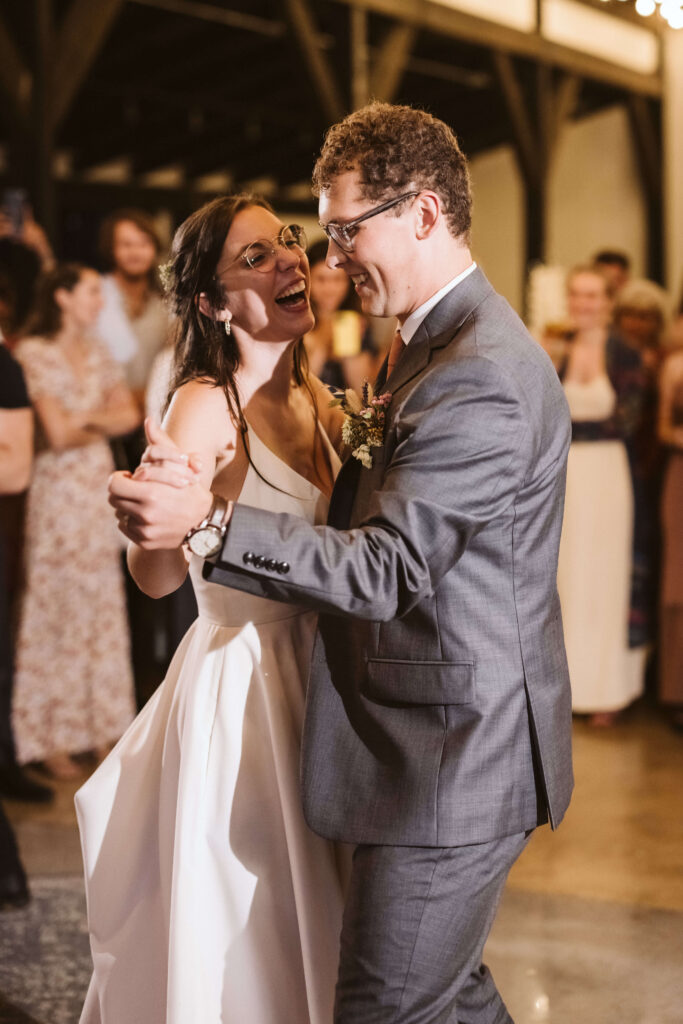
{"left": 224, "top": 319, "right": 231, "bottom": 337}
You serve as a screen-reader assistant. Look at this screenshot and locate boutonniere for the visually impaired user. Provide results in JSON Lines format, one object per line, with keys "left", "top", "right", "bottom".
{"left": 330, "top": 381, "right": 392, "bottom": 469}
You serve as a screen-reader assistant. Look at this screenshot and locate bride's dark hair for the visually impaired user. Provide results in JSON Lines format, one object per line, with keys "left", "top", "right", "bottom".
{"left": 164, "top": 194, "right": 310, "bottom": 430}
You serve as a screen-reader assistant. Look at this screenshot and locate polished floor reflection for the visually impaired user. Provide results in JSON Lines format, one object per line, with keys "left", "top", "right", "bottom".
{"left": 1, "top": 699, "right": 682, "bottom": 1023}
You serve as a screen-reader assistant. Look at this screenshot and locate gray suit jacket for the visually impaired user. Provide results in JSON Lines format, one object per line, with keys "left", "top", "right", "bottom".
{"left": 206, "top": 268, "right": 573, "bottom": 846}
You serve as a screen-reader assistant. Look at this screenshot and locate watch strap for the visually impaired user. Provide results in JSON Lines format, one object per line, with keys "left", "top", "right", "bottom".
{"left": 184, "top": 493, "right": 229, "bottom": 546}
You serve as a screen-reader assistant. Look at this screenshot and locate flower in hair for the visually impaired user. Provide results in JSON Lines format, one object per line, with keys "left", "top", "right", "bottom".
{"left": 330, "top": 380, "right": 391, "bottom": 469}
{"left": 158, "top": 260, "right": 173, "bottom": 294}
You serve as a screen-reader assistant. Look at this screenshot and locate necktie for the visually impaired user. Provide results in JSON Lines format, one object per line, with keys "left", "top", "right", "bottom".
{"left": 386, "top": 328, "right": 405, "bottom": 378}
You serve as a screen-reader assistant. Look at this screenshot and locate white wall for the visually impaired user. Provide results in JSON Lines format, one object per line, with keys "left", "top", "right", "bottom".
{"left": 469, "top": 144, "right": 525, "bottom": 313}
{"left": 547, "top": 105, "right": 647, "bottom": 277}
{"left": 467, "top": 105, "right": 648, "bottom": 316}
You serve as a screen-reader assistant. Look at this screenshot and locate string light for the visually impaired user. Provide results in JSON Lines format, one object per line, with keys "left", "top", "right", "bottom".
{"left": 621, "top": 0, "right": 683, "bottom": 26}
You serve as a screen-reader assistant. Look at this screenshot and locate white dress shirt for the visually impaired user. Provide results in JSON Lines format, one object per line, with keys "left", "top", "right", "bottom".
{"left": 399, "top": 262, "right": 477, "bottom": 345}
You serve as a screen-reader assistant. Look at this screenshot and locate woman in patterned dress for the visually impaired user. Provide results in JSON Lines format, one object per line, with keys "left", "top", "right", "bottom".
{"left": 12, "top": 264, "right": 140, "bottom": 778}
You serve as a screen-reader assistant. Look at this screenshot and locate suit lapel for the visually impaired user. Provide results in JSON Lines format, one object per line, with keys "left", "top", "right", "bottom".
{"left": 388, "top": 267, "right": 494, "bottom": 395}
{"left": 327, "top": 268, "right": 495, "bottom": 528}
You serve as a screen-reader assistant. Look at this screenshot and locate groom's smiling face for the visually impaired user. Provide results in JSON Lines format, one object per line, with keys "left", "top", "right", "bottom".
{"left": 318, "top": 170, "right": 422, "bottom": 322}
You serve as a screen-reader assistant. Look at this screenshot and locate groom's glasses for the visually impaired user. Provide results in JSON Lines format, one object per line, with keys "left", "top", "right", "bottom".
{"left": 218, "top": 224, "right": 308, "bottom": 275}
{"left": 321, "top": 191, "right": 419, "bottom": 253}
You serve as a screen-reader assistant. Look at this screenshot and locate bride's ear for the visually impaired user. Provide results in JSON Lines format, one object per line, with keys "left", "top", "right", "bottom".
{"left": 198, "top": 292, "right": 232, "bottom": 327}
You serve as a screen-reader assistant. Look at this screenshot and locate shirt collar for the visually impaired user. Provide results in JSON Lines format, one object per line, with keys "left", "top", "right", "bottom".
{"left": 399, "top": 262, "right": 477, "bottom": 345}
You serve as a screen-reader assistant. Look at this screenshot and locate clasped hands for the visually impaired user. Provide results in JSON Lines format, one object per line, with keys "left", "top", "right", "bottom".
{"left": 109, "top": 418, "right": 213, "bottom": 549}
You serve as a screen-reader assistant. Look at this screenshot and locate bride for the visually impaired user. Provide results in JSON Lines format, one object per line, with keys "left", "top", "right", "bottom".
{"left": 76, "top": 195, "right": 347, "bottom": 1024}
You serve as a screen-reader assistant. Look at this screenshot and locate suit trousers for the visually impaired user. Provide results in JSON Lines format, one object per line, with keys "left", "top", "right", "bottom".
{"left": 334, "top": 831, "right": 531, "bottom": 1024}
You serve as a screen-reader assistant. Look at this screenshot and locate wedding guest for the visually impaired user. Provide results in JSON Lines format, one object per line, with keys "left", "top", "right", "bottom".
{"left": 593, "top": 249, "right": 631, "bottom": 299}
{"left": 0, "top": 337, "right": 53, "bottom": 805}
{"left": 667, "top": 280, "right": 683, "bottom": 353}
{"left": 658, "top": 349, "right": 683, "bottom": 729}
{"left": 0, "top": 202, "right": 54, "bottom": 344}
{"left": 12, "top": 264, "right": 139, "bottom": 778}
{"left": 613, "top": 278, "right": 671, "bottom": 375}
{"left": 97, "top": 208, "right": 169, "bottom": 418}
{"left": 0, "top": 340, "right": 35, "bottom": 910}
{"left": 557, "top": 265, "right": 648, "bottom": 726}
{"left": 614, "top": 278, "right": 669, "bottom": 654}
{"left": 0, "top": 239, "right": 42, "bottom": 345}
{"left": 304, "top": 239, "right": 378, "bottom": 393}
{"left": 0, "top": 199, "right": 54, "bottom": 274}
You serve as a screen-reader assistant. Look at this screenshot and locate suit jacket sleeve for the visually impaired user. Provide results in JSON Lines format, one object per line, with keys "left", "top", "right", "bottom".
{"left": 206, "top": 356, "right": 537, "bottom": 621}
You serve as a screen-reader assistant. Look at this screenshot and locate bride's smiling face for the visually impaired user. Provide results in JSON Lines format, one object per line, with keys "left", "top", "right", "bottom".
{"left": 215, "top": 206, "right": 314, "bottom": 344}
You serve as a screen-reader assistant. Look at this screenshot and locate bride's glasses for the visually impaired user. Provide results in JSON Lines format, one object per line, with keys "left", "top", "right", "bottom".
{"left": 218, "top": 224, "right": 308, "bottom": 275}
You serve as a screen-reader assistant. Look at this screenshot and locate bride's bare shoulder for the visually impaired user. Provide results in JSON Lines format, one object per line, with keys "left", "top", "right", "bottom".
{"left": 163, "top": 377, "right": 238, "bottom": 452}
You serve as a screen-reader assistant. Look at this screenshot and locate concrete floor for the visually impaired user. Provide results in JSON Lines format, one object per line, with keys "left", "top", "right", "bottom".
{"left": 1, "top": 699, "right": 682, "bottom": 1023}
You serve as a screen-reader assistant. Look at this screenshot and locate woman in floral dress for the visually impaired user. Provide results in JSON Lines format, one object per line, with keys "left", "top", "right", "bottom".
{"left": 13, "top": 264, "right": 140, "bottom": 778}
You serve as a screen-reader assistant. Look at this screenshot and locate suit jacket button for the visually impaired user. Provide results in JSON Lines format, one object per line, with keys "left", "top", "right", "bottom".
{"left": 254, "top": 555, "right": 266, "bottom": 569}
{"left": 279, "top": 561, "right": 290, "bottom": 575}
{"left": 265, "top": 559, "right": 277, "bottom": 572}
{"left": 243, "top": 551, "right": 255, "bottom": 565}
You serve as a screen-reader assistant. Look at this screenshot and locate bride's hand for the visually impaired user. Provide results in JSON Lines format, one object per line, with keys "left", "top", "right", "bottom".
{"left": 134, "top": 418, "right": 203, "bottom": 488}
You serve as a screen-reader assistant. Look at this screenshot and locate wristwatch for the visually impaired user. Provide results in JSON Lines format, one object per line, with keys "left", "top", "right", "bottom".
{"left": 184, "top": 494, "right": 229, "bottom": 558}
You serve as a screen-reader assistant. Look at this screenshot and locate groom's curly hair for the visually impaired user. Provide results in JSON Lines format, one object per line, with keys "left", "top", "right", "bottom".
{"left": 312, "top": 102, "right": 472, "bottom": 244}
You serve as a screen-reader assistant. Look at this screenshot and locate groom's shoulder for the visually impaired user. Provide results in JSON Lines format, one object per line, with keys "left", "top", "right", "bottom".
{"left": 455, "top": 287, "right": 560, "bottom": 389}
{"left": 419, "top": 289, "right": 568, "bottom": 435}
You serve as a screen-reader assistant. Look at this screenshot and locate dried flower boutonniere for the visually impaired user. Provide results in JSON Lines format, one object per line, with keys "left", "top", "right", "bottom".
{"left": 330, "top": 381, "right": 392, "bottom": 469}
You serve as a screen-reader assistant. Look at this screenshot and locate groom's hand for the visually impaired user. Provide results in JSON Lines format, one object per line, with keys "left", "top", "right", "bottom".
{"left": 109, "top": 420, "right": 212, "bottom": 549}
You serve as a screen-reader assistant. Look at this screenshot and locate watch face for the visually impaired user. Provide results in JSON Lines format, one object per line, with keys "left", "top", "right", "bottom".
{"left": 188, "top": 526, "right": 222, "bottom": 558}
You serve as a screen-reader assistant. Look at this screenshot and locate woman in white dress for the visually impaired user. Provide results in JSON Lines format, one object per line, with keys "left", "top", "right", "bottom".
{"left": 556, "top": 266, "right": 647, "bottom": 726}
{"left": 76, "top": 195, "right": 347, "bottom": 1023}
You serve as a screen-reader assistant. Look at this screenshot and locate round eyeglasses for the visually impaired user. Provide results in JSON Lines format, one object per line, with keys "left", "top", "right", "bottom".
{"left": 218, "top": 224, "right": 308, "bottom": 275}
{"left": 321, "top": 191, "right": 419, "bottom": 253}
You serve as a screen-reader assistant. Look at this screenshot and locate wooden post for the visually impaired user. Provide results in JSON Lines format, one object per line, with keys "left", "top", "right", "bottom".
{"left": 283, "top": 0, "right": 346, "bottom": 123}
{"left": 370, "top": 23, "right": 417, "bottom": 103}
{"left": 33, "top": 0, "right": 56, "bottom": 242}
{"left": 493, "top": 52, "right": 581, "bottom": 277}
{"left": 628, "top": 94, "right": 664, "bottom": 283}
{"left": 350, "top": 6, "right": 370, "bottom": 110}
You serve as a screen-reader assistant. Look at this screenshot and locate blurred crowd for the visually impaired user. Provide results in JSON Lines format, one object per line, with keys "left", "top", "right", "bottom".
{"left": 539, "top": 251, "right": 683, "bottom": 731}
{"left": 0, "top": 193, "right": 682, "bottom": 911}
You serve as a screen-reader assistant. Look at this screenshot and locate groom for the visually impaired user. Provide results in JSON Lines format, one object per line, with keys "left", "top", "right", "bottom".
{"left": 111, "top": 102, "right": 573, "bottom": 1023}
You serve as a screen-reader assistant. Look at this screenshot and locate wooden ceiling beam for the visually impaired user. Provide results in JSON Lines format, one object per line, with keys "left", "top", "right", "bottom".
{"left": 492, "top": 51, "right": 539, "bottom": 188}
{"left": 370, "top": 22, "right": 418, "bottom": 102}
{"left": 547, "top": 71, "right": 581, "bottom": 160}
{"left": 282, "top": 0, "right": 346, "bottom": 123}
{"left": 330, "top": 0, "right": 662, "bottom": 98}
{"left": 186, "top": 125, "right": 319, "bottom": 185}
{"left": 52, "top": 0, "right": 125, "bottom": 130}
{"left": 350, "top": 6, "right": 370, "bottom": 109}
{"left": 128, "top": 0, "right": 287, "bottom": 38}
{"left": 628, "top": 94, "right": 661, "bottom": 201}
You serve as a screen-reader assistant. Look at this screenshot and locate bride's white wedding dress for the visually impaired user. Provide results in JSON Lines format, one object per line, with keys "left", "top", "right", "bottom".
{"left": 76, "top": 425, "right": 346, "bottom": 1024}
